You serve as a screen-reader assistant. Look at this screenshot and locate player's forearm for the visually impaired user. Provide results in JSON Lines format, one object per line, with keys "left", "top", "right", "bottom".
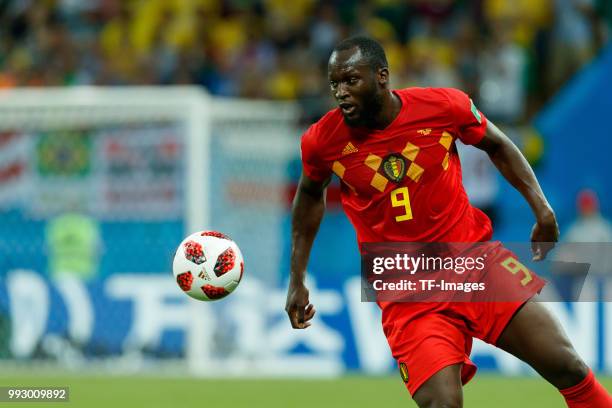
{"left": 488, "top": 140, "right": 554, "bottom": 223}
{"left": 289, "top": 187, "right": 325, "bottom": 285}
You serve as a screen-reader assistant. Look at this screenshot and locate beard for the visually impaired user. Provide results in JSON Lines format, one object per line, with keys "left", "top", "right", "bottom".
{"left": 343, "top": 91, "right": 384, "bottom": 128}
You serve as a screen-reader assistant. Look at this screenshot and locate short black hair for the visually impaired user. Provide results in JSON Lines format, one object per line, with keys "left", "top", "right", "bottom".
{"left": 332, "top": 36, "right": 388, "bottom": 70}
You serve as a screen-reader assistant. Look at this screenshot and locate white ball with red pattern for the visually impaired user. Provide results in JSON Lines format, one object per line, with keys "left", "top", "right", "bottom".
{"left": 172, "top": 230, "right": 244, "bottom": 301}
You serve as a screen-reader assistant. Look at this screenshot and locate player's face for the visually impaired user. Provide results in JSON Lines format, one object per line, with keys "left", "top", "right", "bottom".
{"left": 328, "top": 48, "right": 386, "bottom": 127}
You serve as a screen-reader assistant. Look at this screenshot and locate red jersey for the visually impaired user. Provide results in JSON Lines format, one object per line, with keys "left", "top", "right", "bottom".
{"left": 301, "top": 87, "right": 493, "bottom": 244}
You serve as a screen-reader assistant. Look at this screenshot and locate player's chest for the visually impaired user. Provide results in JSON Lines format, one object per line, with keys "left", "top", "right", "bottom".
{"left": 328, "top": 127, "right": 455, "bottom": 196}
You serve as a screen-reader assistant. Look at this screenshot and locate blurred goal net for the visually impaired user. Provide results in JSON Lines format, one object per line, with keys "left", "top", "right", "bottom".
{"left": 0, "top": 87, "right": 300, "bottom": 375}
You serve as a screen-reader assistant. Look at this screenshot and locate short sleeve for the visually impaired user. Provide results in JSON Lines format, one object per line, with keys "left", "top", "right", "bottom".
{"left": 444, "top": 88, "right": 488, "bottom": 145}
{"left": 300, "top": 124, "right": 331, "bottom": 182}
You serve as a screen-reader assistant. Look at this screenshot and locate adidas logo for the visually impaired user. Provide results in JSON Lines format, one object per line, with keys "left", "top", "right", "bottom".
{"left": 342, "top": 142, "right": 359, "bottom": 155}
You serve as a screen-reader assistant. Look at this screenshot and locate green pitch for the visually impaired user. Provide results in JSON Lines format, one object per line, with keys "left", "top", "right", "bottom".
{"left": 2, "top": 375, "right": 611, "bottom": 407}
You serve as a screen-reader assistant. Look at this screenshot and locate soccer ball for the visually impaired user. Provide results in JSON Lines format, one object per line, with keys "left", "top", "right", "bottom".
{"left": 172, "top": 231, "right": 244, "bottom": 301}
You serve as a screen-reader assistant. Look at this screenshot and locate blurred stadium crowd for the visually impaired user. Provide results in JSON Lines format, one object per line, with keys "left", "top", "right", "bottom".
{"left": 0, "top": 0, "right": 610, "bottom": 123}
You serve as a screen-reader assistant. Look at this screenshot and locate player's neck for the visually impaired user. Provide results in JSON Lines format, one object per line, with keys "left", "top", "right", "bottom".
{"left": 371, "top": 90, "right": 402, "bottom": 130}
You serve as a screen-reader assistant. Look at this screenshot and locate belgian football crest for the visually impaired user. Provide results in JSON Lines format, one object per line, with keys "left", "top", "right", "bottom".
{"left": 382, "top": 154, "right": 406, "bottom": 183}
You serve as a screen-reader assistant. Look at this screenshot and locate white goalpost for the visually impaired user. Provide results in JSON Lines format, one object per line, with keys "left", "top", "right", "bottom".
{"left": 0, "top": 86, "right": 301, "bottom": 375}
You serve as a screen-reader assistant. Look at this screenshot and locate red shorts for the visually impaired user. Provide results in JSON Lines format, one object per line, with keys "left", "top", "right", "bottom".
{"left": 380, "top": 244, "right": 546, "bottom": 396}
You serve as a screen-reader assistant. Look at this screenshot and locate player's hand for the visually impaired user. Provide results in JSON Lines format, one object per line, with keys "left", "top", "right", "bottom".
{"left": 285, "top": 281, "right": 316, "bottom": 329}
{"left": 530, "top": 212, "right": 559, "bottom": 261}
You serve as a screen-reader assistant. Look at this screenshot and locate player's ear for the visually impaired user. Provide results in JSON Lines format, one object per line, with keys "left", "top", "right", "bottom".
{"left": 378, "top": 67, "right": 389, "bottom": 87}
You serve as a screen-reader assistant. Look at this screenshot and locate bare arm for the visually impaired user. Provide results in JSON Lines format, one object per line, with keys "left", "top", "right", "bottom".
{"left": 475, "top": 121, "right": 559, "bottom": 260}
{"left": 285, "top": 173, "right": 330, "bottom": 329}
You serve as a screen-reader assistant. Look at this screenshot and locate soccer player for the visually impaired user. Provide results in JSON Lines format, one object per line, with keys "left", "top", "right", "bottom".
{"left": 285, "top": 36, "right": 612, "bottom": 408}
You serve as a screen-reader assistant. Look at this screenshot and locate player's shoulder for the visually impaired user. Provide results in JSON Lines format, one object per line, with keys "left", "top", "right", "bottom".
{"left": 396, "top": 86, "right": 467, "bottom": 104}
{"left": 301, "top": 108, "right": 345, "bottom": 167}
{"left": 396, "top": 87, "right": 473, "bottom": 120}
{"left": 302, "top": 108, "right": 344, "bottom": 144}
